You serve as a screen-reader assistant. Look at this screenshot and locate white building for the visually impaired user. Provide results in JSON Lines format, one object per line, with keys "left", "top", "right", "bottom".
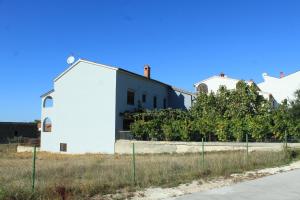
{"left": 193, "top": 73, "right": 276, "bottom": 104}
{"left": 258, "top": 71, "right": 300, "bottom": 103}
{"left": 41, "top": 59, "right": 195, "bottom": 154}
{"left": 193, "top": 73, "right": 252, "bottom": 93}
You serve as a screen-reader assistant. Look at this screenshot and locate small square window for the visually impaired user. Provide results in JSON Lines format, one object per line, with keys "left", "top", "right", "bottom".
{"left": 127, "top": 90, "right": 135, "bottom": 105}
{"left": 142, "top": 94, "right": 146, "bottom": 103}
{"left": 60, "top": 143, "right": 67, "bottom": 152}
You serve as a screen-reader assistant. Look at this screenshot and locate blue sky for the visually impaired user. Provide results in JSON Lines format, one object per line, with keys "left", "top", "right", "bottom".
{"left": 1, "top": 0, "right": 300, "bottom": 122}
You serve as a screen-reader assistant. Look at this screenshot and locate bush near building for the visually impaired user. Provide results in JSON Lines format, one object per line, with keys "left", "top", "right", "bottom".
{"left": 130, "top": 81, "right": 300, "bottom": 142}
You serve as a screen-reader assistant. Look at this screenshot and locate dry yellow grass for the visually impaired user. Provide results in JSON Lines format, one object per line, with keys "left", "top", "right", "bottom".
{"left": 0, "top": 144, "right": 297, "bottom": 200}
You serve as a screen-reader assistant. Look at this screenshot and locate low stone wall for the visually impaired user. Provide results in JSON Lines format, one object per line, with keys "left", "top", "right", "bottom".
{"left": 115, "top": 140, "right": 300, "bottom": 154}
{"left": 17, "top": 145, "right": 40, "bottom": 153}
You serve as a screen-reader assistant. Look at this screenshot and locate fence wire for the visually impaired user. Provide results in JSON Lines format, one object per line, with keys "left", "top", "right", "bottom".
{"left": 0, "top": 136, "right": 298, "bottom": 199}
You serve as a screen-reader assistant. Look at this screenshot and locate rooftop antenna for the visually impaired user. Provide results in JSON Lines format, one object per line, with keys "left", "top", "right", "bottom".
{"left": 67, "top": 55, "right": 75, "bottom": 65}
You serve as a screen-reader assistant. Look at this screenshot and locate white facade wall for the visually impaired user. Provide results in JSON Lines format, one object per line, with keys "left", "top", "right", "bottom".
{"left": 41, "top": 61, "right": 117, "bottom": 153}
{"left": 258, "top": 72, "right": 300, "bottom": 103}
{"left": 194, "top": 75, "right": 277, "bottom": 105}
{"left": 194, "top": 76, "right": 243, "bottom": 93}
{"left": 41, "top": 92, "right": 55, "bottom": 152}
{"left": 41, "top": 60, "right": 195, "bottom": 154}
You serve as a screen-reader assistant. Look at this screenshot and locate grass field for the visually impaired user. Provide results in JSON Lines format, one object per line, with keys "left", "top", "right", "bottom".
{"left": 0, "top": 144, "right": 298, "bottom": 200}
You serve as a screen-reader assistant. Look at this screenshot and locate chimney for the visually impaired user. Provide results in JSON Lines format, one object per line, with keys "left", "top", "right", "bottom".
{"left": 220, "top": 72, "right": 225, "bottom": 77}
{"left": 144, "top": 64, "right": 151, "bottom": 79}
{"left": 280, "top": 72, "right": 285, "bottom": 78}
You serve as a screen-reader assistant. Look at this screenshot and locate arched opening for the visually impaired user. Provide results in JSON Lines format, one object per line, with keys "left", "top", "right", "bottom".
{"left": 197, "top": 83, "right": 208, "bottom": 93}
{"left": 43, "top": 96, "right": 53, "bottom": 108}
{"left": 43, "top": 117, "right": 52, "bottom": 132}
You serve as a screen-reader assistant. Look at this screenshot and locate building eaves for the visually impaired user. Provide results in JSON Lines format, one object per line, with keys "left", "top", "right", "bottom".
{"left": 117, "top": 68, "right": 171, "bottom": 88}
{"left": 171, "top": 86, "right": 196, "bottom": 96}
{"left": 194, "top": 75, "right": 251, "bottom": 87}
{"left": 117, "top": 69, "right": 195, "bottom": 95}
{"left": 54, "top": 59, "right": 119, "bottom": 82}
{"left": 48, "top": 58, "right": 194, "bottom": 96}
{"left": 0, "top": 122, "right": 36, "bottom": 125}
{"left": 193, "top": 75, "right": 219, "bottom": 87}
{"left": 40, "top": 89, "right": 54, "bottom": 98}
{"left": 280, "top": 70, "right": 300, "bottom": 79}
{"left": 259, "top": 70, "right": 300, "bottom": 84}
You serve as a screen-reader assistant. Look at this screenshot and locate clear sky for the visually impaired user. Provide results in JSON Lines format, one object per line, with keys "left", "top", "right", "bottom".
{"left": 1, "top": 0, "right": 300, "bottom": 122}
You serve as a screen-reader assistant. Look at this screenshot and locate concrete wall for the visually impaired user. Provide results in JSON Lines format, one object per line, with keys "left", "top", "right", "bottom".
{"left": 115, "top": 140, "right": 300, "bottom": 154}
{"left": 41, "top": 61, "right": 117, "bottom": 153}
{"left": 17, "top": 145, "right": 41, "bottom": 153}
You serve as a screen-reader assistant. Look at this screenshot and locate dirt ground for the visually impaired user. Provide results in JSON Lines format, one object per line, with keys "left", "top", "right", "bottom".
{"left": 96, "top": 160, "right": 300, "bottom": 200}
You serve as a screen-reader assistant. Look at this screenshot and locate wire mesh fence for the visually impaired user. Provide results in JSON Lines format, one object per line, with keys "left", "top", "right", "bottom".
{"left": 0, "top": 135, "right": 299, "bottom": 199}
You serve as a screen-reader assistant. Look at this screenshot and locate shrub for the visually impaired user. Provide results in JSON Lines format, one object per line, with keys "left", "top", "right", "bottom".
{"left": 129, "top": 83, "right": 300, "bottom": 142}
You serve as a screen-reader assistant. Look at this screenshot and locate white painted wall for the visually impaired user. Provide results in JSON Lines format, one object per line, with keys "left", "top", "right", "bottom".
{"left": 41, "top": 61, "right": 117, "bottom": 153}
{"left": 194, "top": 75, "right": 277, "bottom": 105}
{"left": 194, "top": 76, "right": 246, "bottom": 93}
{"left": 41, "top": 92, "right": 56, "bottom": 152}
{"left": 258, "top": 72, "right": 300, "bottom": 103}
{"left": 40, "top": 60, "right": 195, "bottom": 154}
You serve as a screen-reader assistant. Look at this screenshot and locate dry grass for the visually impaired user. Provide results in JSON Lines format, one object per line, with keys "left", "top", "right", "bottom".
{"left": 0, "top": 144, "right": 298, "bottom": 200}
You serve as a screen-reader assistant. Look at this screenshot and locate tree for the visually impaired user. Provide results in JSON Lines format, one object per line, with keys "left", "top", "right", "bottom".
{"left": 129, "top": 84, "right": 300, "bottom": 142}
{"left": 190, "top": 91, "right": 218, "bottom": 141}
{"left": 290, "top": 90, "right": 300, "bottom": 138}
{"left": 271, "top": 100, "right": 293, "bottom": 140}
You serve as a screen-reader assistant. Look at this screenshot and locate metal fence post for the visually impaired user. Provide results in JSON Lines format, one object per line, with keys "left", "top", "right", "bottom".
{"left": 285, "top": 131, "right": 288, "bottom": 150}
{"left": 202, "top": 138, "right": 204, "bottom": 169}
{"left": 246, "top": 133, "right": 249, "bottom": 161}
{"left": 32, "top": 145, "right": 37, "bottom": 193}
{"left": 132, "top": 143, "right": 136, "bottom": 185}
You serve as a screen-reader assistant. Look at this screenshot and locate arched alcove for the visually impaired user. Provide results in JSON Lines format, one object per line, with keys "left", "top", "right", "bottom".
{"left": 43, "top": 117, "right": 52, "bottom": 132}
{"left": 197, "top": 83, "right": 208, "bottom": 93}
{"left": 43, "top": 96, "right": 53, "bottom": 108}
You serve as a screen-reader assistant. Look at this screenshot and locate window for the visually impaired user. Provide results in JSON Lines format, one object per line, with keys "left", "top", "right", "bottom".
{"left": 163, "top": 98, "right": 167, "bottom": 109}
{"left": 123, "top": 119, "right": 134, "bottom": 130}
{"left": 43, "top": 96, "right": 53, "bottom": 108}
{"left": 127, "top": 90, "right": 135, "bottom": 105}
{"left": 153, "top": 96, "right": 157, "bottom": 108}
{"left": 43, "top": 117, "right": 52, "bottom": 132}
{"left": 142, "top": 94, "right": 146, "bottom": 103}
{"left": 60, "top": 143, "right": 67, "bottom": 152}
{"left": 196, "top": 83, "right": 208, "bottom": 93}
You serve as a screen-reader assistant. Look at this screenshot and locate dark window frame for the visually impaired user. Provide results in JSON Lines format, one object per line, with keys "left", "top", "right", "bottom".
{"left": 142, "top": 93, "right": 147, "bottom": 103}
{"left": 163, "top": 98, "right": 167, "bottom": 109}
{"left": 127, "top": 90, "right": 135, "bottom": 105}
{"left": 153, "top": 96, "right": 157, "bottom": 108}
{"left": 60, "top": 143, "right": 67, "bottom": 152}
{"left": 123, "top": 118, "right": 134, "bottom": 131}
